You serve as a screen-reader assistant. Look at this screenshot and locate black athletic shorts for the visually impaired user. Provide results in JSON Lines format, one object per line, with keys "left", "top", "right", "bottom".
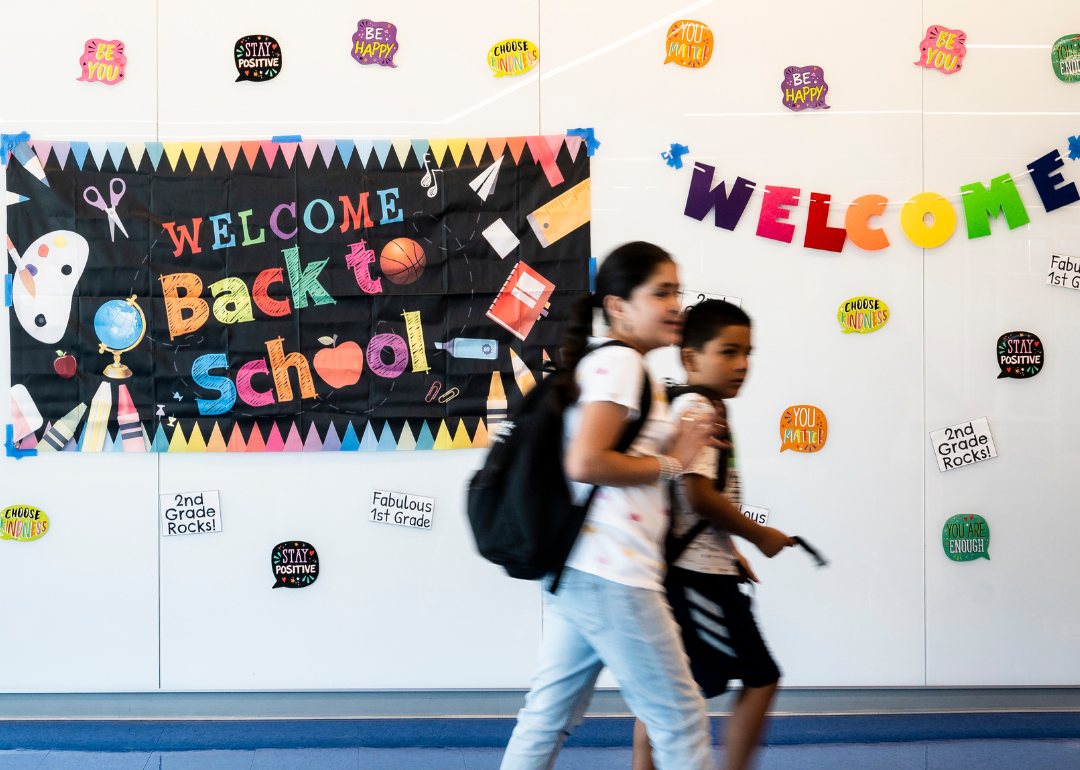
{"left": 665, "top": 566, "right": 781, "bottom": 698}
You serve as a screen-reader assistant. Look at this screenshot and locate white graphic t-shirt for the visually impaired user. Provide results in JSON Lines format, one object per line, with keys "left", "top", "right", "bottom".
{"left": 669, "top": 392, "right": 741, "bottom": 576}
{"left": 563, "top": 341, "right": 674, "bottom": 591}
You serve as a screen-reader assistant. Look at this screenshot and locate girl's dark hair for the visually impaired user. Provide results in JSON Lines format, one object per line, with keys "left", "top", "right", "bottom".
{"left": 554, "top": 241, "right": 674, "bottom": 409}
{"left": 681, "top": 299, "right": 751, "bottom": 351}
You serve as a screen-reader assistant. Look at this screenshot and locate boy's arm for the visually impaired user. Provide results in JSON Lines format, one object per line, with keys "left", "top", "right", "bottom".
{"left": 683, "top": 475, "right": 796, "bottom": 557}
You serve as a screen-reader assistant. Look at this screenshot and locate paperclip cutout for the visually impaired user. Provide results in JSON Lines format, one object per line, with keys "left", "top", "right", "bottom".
{"left": 437, "top": 388, "right": 460, "bottom": 403}
{"left": 425, "top": 382, "right": 442, "bottom": 403}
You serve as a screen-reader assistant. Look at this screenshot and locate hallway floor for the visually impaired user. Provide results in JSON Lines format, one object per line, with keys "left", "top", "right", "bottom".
{"left": 3, "top": 740, "right": 1080, "bottom": 769}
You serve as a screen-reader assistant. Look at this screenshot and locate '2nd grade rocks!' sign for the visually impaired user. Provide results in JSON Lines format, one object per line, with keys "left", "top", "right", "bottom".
{"left": 272, "top": 541, "right": 319, "bottom": 588}
{"left": 159, "top": 490, "right": 222, "bottom": 536}
{"left": 929, "top": 417, "right": 998, "bottom": 472}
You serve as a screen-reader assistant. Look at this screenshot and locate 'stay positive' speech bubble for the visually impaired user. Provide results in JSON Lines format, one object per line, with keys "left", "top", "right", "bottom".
{"left": 838, "top": 297, "right": 889, "bottom": 334}
{"left": 997, "top": 331, "right": 1043, "bottom": 379}
{"left": 942, "top": 514, "right": 990, "bottom": 561}
{"left": 1, "top": 505, "right": 49, "bottom": 541}
{"left": 271, "top": 541, "right": 319, "bottom": 588}
{"left": 234, "top": 35, "right": 281, "bottom": 82}
{"left": 780, "top": 405, "right": 828, "bottom": 452}
{"left": 664, "top": 20, "right": 713, "bottom": 68}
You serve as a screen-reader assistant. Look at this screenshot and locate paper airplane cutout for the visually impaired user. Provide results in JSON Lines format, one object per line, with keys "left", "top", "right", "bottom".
{"left": 469, "top": 156, "right": 504, "bottom": 201}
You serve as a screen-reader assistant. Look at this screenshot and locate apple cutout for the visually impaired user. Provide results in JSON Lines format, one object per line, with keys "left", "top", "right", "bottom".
{"left": 313, "top": 335, "right": 364, "bottom": 388}
{"left": 54, "top": 350, "right": 77, "bottom": 378}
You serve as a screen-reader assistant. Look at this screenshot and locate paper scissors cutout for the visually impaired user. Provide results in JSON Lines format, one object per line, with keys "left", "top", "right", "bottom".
{"left": 83, "top": 178, "right": 129, "bottom": 242}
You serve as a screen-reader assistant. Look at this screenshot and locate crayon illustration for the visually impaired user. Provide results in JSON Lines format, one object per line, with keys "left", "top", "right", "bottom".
{"left": 510, "top": 349, "right": 536, "bottom": 396}
{"left": 542, "top": 349, "right": 553, "bottom": 378}
{"left": 10, "top": 384, "right": 43, "bottom": 443}
{"left": 82, "top": 382, "right": 113, "bottom": 452}
{"left": 37, "top": 403, "right": 87, "bottom": 452}
{"left": 10, "top": 143, "right": 49, "bottom": 187}
{"left": 487, "top": 371, "right": 507, "bottom": 439}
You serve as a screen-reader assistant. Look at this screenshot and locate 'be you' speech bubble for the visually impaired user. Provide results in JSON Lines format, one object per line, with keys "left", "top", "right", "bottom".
{"left": 271, "top": 541, "right": 319, "bottom": 588}
{"left": 942, "top": 514, "right": 990, "bottom": 561}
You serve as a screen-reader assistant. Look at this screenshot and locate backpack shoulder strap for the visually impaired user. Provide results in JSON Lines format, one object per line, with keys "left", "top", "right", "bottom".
{"left": 584, "top": 340, "right": 652, "bottom": 453}
{"left": 549, "top": 342, "right": 652, "bottom": 594}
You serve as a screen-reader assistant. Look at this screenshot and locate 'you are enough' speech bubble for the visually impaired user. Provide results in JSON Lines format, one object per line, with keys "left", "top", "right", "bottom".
{"left": 942, "top": 514, "right": 990, "bottom": 561}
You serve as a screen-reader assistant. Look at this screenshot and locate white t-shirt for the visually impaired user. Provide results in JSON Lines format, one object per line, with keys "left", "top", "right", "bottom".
{"left": 669, "top": 393, "right": 741, "bottom": 576}
{"left": 563, "top": 342, "right": 674, "bottom": 591}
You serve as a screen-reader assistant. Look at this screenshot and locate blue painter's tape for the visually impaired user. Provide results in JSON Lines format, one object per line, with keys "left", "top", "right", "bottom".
{"left": 272, "top": 135, "right": 302, "bottom": 143}
{"left": 6, "top": 424, "right": 37, "bottom": 459}
{"left": 4, "top": 274, "right": 12, "bottom": 307}
{"left": 589, "top": 257, "right": 596, "bottom": 292}
{"left": 567, "top": 128, "right": 600, "bottom": 156}
{"left": 0, "top": 131, "right": 30, "bottom": 166}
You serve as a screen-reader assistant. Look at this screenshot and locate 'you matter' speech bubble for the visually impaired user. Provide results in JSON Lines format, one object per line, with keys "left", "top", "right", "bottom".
{"left": 780, "top": 405, "right": 828, "bottom": 452}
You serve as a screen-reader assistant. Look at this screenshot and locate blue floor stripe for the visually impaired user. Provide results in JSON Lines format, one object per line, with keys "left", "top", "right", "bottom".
{"left": 0, "top": 712, "right": 1078, "bottom": 751}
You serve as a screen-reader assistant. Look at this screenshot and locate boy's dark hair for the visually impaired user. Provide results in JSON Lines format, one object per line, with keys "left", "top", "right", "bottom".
{"left": 681, "top": 299, "right": 751, "bottom": 350}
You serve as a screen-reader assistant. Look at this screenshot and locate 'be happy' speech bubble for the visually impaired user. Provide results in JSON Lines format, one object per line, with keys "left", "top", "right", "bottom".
{"left": 271, "top": 541, "right": 319, "bottom": 588}
{"left": 942, "top": 514, "right": 990, "bottom": 561}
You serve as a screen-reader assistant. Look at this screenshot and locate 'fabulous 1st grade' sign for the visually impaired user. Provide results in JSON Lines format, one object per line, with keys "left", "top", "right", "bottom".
{"left": 370, "top": 490, "right": 434, "bottom": 530}
{"left": 160, "top": 490, "right": 222, "bottom": 536}
{"left": 929, "top": 417, "right": 997, "bottom": 472}
{"left": 942, "top": 514, "right": 990, "bottom": 561}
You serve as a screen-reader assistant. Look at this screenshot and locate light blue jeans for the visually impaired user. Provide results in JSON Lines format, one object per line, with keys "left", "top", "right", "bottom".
{"left": 500, "top": 568, "right": 714, "bottom": 770}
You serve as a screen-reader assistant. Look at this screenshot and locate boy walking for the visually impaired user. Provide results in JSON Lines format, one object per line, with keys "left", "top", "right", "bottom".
{"left": 634, "top": 300, "right": 795, "bottom": 770}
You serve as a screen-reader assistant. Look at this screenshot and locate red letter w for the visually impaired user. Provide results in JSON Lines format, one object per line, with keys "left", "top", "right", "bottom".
{"left": 161, "top": 219, "right": 204, "bottom": 257}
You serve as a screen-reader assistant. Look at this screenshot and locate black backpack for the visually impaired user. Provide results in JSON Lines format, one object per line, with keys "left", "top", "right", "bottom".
{"left": 663, "top": 384, "right": 731, "bottom": 565}
{"left": 467, "top": 341, "right": 652, "bottom": 593}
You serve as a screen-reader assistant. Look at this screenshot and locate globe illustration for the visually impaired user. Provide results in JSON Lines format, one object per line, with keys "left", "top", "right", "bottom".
{"left": 94, "top": 296, "right": 146, "bottom": 379}
{"left": 94, "top": 300, "right": 143, "bottom": 350}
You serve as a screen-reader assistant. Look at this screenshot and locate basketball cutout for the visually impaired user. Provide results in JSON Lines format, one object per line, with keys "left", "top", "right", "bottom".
{"left": 380, "top": 238, "right": 426, "bottom": 285}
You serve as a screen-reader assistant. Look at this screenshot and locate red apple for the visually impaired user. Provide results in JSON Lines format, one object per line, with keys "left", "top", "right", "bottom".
{"left": 313, "top": 337, "right": 364, "bottom": 389}
{"left": 54, "top": 350, "right": 76, "bottom": 378}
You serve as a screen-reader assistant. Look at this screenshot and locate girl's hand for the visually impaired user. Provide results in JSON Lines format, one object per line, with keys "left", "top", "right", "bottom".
{"left": 669, "top": 406, "right": 721, "bottom": 469}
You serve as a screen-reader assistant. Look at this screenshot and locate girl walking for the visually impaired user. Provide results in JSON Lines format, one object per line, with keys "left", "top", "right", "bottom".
{"left": 500, "top": 242, "right": 719, "bottom": 770}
